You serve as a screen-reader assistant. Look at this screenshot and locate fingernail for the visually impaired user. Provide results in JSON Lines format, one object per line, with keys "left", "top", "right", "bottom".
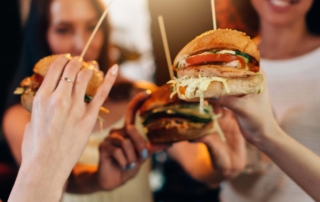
{"left": 110, "top": 64, "right": 119, "bottom": 76}
{"left": 128, "top": 162, "right": 136, "bottom": 170}
{"left": 121, "top": 165, "right": 127, "bottom": 171}
{"left": 65, "top": 53, "right": 72, "bottom": 60}
{"left": 141, "top": 148, "right": 148, "bottom": 159}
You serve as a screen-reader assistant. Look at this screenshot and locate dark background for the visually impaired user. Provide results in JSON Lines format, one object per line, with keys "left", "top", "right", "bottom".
{"left": 149, "top": 0, "right": 258, "bottom": 86}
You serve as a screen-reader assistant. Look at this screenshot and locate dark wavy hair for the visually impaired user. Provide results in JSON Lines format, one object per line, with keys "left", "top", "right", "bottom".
{"left": 233, "top": 0, "right": 320, "bottom": 36}
{"left": 7, "top": 0, "right": 110, "bottom": 108}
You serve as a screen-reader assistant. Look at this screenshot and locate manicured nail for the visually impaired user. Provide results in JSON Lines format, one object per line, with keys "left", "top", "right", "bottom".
{"left": 141, "top": 148, "right": 148, "bottom": 159}
{"left": 128, "top": 162, "right": 136, "bottom": 170}
{"left": 110, "top": 64, "right": 119, "bottom": 76}
{"left": 121, "top": 165, "right": 127, "bottom": 171}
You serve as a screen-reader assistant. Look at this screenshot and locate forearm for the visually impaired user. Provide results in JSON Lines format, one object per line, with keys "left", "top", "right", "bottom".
{"left": 66, "top": 165, "right": 102, "bottom": 194}
{"left": 9, "top": 163, "right": 64, "bottom": 202}
{"left": 168, "top": 143, "right": 229, "bottom": 184}
{"left": 258, "top": 123, "right": 320, "bottom": 201}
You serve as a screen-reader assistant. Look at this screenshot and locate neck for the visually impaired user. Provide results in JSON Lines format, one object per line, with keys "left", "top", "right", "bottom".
{"left": 259, "top": 18, "right": 313, "bottom": 59}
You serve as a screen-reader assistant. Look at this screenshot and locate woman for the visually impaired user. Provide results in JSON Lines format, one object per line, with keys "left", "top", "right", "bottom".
{"left": 3, "top": 0, "right": 246, "bottom": 201}
{"left": 4, "top": 0, "right": 157, "bottom": 201}
{"left": 9, "top": 55, "right": 118, "bottom": 202}
{"left": 220, "top": 0, "right": 320, "bottom": 201}
{"left": 214, "top": 75, "right": 320, "bottom": 201}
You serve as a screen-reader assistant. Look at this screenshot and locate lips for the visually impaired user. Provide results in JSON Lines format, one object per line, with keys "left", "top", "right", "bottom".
{"left": 267, "top": 0, "right": 299, "bottom": 7}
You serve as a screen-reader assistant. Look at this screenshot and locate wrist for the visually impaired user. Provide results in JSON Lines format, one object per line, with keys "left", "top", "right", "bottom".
{"left": 92, "top": 171, "right": 105, "bottom": 192}
{"left": 254, "top": 119, "right": 286, "bottom": 153}
{"left": 20, "top": 159, "right": 67, "bottom": 189}
{"left": 10, "top": 162, "right": 65, "bottom": 201}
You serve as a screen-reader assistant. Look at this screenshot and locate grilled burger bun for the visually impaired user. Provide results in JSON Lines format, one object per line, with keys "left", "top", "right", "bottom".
{"left": 17, "top": 55, "right": 104, "bottom": 112}
{"left": 170, "top": 29, "right": 263, "bottom": 101}
{"left": 140, "top": 84, "right": 216, "bottom": 144}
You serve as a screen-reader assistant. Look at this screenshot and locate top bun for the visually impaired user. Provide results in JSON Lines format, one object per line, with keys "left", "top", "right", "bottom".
{"left": 33, "top": 55, "right": 59, "bottom": 77}
{"left": 173, "top": 29, "right": 260, "bottom": 66}
{"left": 140, "top": 84, "right": 179, "bottom": 115}
{"left": 33, "top": 55, "right": 104, "bottom": 96}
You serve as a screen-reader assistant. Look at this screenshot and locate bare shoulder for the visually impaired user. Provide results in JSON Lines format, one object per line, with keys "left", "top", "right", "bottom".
{"left": 3, "top": 104, "right": 31, "bottom": 137}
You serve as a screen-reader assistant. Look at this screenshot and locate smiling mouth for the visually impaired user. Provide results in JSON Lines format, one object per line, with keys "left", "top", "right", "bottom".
{"left": 267, "top": 0, "right": 299, "bottom": 7}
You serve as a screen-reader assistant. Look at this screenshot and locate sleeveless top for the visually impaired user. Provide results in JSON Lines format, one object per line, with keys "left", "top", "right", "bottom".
{"left": 62, "top": 117, "right": 153, "bottom": 202}
{"left": 221, "top": 47, "right": 320, "bottom": 202}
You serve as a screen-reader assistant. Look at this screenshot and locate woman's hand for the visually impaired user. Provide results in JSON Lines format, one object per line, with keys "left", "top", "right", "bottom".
{"left": 9, "top": 54, "right": 118, "bottom": 202}
{"left": 192, "top": 104, "right": 247, "bottom": 181}
{"left": 95, "top": 91, "right": 170, "bottom": 190}
{"left": 168, "top": 104, "right": 246, "bottom": 184}
{"left": 213, "top": 74, "right": 277, "bottom": 148}
{"left": 96, "top": 127, "right": 148, "bottom": 190}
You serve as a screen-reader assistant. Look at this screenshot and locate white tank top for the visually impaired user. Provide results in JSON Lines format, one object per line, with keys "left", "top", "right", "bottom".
{"left": 221, "top": 47, "right": 320, "bottom": 202}
{"left": 62, "top": 117, "right": 153, "bottom": 202}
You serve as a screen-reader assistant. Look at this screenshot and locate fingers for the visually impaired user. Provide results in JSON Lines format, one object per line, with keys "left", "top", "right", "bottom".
{"left": 88, "top": 64, "right": 118, "bottom": 115}
{"left": 148, "top": 143, "right": 172, "bottom": 154}
{"left": 108, "top": 134, "right": 138, "bottom": 166}
{"left": 100, "top": 141, "right": 127, "bottom": 169}
{"left": 38, "top": 54, "right": 71, "bottom": 94}
{"left": 125, "top": 91, "right": 151, "bottom": 127}
{"left": 126, "top": 125, "right": 149, "bottom": 160}
{"left": 72, "top": 65, "right": 94, "bottom": 101}
{"left": 55, "top": 58, "right": 82, "bottom": 96}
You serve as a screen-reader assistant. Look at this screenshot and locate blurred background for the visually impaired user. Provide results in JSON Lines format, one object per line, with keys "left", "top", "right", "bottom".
{"left": 0, "top": 0, "right": 257, "bottom": 201}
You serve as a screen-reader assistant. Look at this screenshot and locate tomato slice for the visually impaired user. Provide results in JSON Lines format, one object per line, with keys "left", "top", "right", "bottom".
{"left": 34, "top": 74, "right": 44, "bottom": 84}
{"left": 184, "top": 54, "right": 246, "bottom": 69}
{"left": 179, "top": 86, "right": 187, "bottom": 95}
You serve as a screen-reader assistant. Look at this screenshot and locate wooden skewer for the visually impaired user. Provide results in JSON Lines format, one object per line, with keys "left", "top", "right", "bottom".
{"left": 79, "top": 0, "right": 114, "bottom": 60}
{"left": 211, "top": 0, "right": 217, "bottom": 30}
{"left": 158, "top": 15, "right": 174, "bottom": 80}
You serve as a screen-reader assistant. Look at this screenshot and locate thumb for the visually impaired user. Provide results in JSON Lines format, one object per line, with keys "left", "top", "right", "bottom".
{"left": 148, "top": 143, "right": 172, "bottom": 154}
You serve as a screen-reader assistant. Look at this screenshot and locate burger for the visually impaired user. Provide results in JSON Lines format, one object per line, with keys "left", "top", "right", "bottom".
{"left": 14, "top": 55, "right": 104, "bottom": 112}
{"left": 169, "top": 29, "right": 263, "bottom": 103}
{"left": 139, "top": 84, "right": 217, "bottom": 144}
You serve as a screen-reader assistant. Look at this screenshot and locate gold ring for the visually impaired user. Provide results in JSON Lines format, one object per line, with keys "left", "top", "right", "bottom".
{"left": 60, "top": 77, "right": 74, "bottom": 83}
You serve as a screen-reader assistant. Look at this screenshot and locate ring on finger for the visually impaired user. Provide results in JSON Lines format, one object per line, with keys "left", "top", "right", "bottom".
{"left": 60, "top": 77, "right": 74, "bottom": 83}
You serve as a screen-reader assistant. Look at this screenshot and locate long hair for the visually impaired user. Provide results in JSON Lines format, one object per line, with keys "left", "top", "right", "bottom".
{"left": 306, "top": 0, "right": 320, "bottom": 35}
{"left": 6, "top": 0, "right": 110, "bottom": 108}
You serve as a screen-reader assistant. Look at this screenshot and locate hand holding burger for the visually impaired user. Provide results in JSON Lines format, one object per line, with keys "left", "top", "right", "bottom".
{"left": 15, "top": 54, "right": 105, "bottom": 112}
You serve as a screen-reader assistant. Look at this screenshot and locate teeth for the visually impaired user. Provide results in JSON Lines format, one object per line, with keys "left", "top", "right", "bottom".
{"left": 270, "top": 0, "right": 290, "bottom": 7}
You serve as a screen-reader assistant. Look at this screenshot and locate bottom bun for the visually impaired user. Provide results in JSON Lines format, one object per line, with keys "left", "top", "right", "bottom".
{"left": 146, "top": 118, "right": 215, "bottom": 143}
{"left": 21, "top": 92, "right": 34, "bottom": 112}
{"left": 178, "top": 74, "right": 263, "bottom": 101}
